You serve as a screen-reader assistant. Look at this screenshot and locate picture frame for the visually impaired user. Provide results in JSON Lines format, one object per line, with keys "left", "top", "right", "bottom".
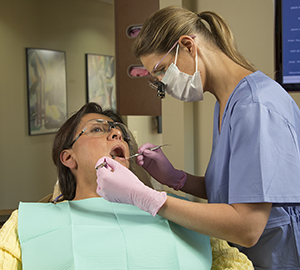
{"left": 26, "top": 48, "right": 67, "bottom": 135}
{"left": 86, "top": 54, "right": 116, "bottom": 110}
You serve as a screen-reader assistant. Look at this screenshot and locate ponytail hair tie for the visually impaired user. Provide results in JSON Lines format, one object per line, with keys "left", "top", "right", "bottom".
{"left": 197, "top": 13, "right": 201, "bottom": 18}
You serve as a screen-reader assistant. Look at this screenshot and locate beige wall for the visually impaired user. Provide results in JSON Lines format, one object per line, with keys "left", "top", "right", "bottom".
{"left": 1, "top": 0, "right": 300, "bottom": 209}
{"left": 0, "top": 0, "right": 115, "bottom": 209}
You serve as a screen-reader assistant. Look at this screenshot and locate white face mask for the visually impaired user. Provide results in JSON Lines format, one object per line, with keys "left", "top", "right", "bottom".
{"left": 161, "top": 44, "right": 203, "bottom": 102}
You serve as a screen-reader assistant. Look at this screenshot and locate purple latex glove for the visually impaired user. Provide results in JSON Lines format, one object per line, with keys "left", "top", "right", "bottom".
{"left": 136, "top": 143, "right": 187, "bottom": 190}
{"left": 95, "top": 157, "right": 167, "bottom": 217}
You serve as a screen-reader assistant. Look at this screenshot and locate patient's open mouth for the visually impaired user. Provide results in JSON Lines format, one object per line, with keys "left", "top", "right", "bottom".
{"left": 95, "top": 146, "right": 128, "bottom": 170}
{"left": 110, "top": 146, "right": 125, "bottom": 160}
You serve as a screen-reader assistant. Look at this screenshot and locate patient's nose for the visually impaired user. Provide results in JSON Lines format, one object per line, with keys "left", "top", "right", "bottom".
{"left": 108, "top": 128, "right": 123, "bottom": 141}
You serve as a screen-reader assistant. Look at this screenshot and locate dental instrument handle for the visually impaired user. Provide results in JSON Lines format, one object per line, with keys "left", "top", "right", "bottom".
{"left": 149, "top": 144, "right": 171, "bottom": 151}
{"left": 136, "top": 142, "right": 186, "bottom": 191}
{"left": 96, "top": 144, "right": 171, "bottom": 170}
{"left": 126, "top": 153, "right": 142, "bottom": 159}
{"left": 126, "top": 144, "right": 170, "bottom": 160}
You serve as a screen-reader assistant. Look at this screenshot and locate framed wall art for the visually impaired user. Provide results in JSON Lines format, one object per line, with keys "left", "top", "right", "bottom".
{"left": 86, "top": 54, "right": 116, "bottom": 110}
{"left": 26, "top": 48, "right": 67, "bottom": 135}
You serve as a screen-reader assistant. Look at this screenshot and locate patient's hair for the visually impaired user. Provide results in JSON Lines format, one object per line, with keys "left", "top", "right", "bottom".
{"left": 52, "top": 102, "right": 132, "bottom": 201}
{"left": 133, "top": 6, "right": 255, "bottom": 72}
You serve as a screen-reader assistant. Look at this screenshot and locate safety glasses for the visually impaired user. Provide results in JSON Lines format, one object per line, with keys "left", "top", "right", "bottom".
{"left": 148, "top": 40, "right": 179, "bottom": 98}
{"left": 148, "top": 36, "right": 196, "bottom": 98}
{"left": 69, "top": 119, "right": 131, "bottom": 148}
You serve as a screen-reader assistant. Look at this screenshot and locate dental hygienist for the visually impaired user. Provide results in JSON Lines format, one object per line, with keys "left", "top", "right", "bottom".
{"left": 96, "top": 6, "right": 300, "bottom": 269}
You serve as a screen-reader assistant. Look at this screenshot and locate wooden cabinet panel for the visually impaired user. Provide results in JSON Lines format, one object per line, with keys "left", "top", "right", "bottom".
{"left": 115, "top": 0, "right": 161, "bottom": 116}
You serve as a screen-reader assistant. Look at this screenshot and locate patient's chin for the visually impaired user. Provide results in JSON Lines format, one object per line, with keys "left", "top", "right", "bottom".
{"left": 114, "top": 156, "right": 129, "bottom": 168}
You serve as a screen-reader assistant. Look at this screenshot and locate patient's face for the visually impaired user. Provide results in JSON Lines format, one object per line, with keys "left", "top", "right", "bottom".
{"left": 72, "top": 113, "right": 130, "bottom": 175}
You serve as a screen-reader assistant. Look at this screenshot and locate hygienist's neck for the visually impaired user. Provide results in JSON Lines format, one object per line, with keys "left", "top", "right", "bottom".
{"left": 204, "top": 50, "right": 252, "bottom": 107}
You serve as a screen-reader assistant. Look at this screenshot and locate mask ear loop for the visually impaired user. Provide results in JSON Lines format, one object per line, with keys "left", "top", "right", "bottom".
{"left": 190, "top": 36, "right": 198, "bottom": 72}
{"left": 195, "top": 47, "right": 198, "bottom": 72}
{"left": 174, "top": 44, "right": 179, "bottom": 65}
{"left": 175, "top": 38, "right": 198, "bottom": 72}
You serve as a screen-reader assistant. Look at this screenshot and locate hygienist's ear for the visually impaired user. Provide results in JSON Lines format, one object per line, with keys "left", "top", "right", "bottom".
{"left": 179, "top": 35, "right": 197, "bottom": 56}
{"left": 60, "top": 149, "right": 77, "bottom": 169}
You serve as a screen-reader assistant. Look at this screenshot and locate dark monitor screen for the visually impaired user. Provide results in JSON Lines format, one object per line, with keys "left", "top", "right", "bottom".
{"left": 275, "top": 0, "right": 300, "bottom": 91}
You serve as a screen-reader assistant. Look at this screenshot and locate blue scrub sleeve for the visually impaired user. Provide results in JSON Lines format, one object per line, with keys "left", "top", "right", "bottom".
{"left": 228, "top": 102, "right": 300, "bottom": 205}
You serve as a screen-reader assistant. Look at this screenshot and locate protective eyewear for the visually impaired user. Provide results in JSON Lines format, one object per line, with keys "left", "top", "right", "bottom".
{"left": 69, "top": 119, "right": 131, "bottom": 148}
{"left": 148, "top": 40, "right": 179, "bottom": 98}
{"left": 148, "top": 35, "right": 196, "bottom": 99}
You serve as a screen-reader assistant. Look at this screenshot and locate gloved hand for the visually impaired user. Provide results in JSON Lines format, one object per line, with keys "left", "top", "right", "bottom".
{"left": 95, "top": 157, "right": 167, "bottom": 217}
{"left": 136, "top": 143, "right": 187, "bottom": 191}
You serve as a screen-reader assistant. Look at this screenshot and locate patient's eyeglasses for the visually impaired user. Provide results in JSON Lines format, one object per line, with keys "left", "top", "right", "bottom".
{"left": 69, "top": 119, "right": 131, "bottom": 148}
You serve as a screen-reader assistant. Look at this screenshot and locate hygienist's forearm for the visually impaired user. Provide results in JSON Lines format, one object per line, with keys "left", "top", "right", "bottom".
{"left": 157, "top": 196, "right": 271, "bottom": 248}
{"left": 180, "top": 174, "right": 207, "bottom": 199}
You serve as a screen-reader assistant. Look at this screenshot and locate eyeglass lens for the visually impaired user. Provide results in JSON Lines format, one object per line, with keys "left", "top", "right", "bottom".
{"left": 149, "top": 70, "right": 166, "bottom": 90}
{"left": 148, "top": 40, "right": 179, "bottom": 90}
{"left": 84, "top": 120, "right": 130, "bottom": 142}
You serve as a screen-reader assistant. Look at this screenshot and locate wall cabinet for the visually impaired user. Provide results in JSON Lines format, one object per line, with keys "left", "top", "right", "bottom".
{"left": 114, "top": 0, "right": 161, "bottom": 116}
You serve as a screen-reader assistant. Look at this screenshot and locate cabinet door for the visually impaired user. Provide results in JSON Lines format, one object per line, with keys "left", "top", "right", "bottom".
{"left": 115, "top": 0, "right": 161, "bottom": 116}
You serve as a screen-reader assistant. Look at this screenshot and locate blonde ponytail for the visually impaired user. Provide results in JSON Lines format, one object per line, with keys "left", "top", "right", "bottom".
{"left": 198, "top": 11, "right": 256, "bottom": 72}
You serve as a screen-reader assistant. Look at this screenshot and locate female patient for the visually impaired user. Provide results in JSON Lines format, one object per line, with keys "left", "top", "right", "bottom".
{"left": 0, "top": 102, "right": 213, "bottom": 270}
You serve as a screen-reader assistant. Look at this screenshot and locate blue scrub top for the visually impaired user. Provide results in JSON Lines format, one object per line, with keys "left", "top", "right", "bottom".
{"left": 205, "top": 71, "right": 300, "bottom": 269}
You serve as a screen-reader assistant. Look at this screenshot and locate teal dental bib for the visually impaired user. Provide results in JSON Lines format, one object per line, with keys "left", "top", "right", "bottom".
{"left": 18, "top": 198, "right": 212, "bottom": 269}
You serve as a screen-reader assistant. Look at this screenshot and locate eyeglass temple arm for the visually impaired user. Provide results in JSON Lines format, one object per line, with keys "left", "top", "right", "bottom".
{"left": 151, "top": 35, "right": 196, "bottom": 73}
{"left": 69, "top": 127, "right": 87, "bottom": 148}
{"left": 152, "top": 41, "right": 179, "bottom": 72}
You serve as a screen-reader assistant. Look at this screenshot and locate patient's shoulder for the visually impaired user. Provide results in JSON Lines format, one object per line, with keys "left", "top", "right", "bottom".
{"left": 0, "top": 209, "right": 19, "bottom": 236}
{"left": 0, "top": 210, "right": 20, "bottom": 248}
{"left": 0, "top": 210, "right": 22, "bottom": 269}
